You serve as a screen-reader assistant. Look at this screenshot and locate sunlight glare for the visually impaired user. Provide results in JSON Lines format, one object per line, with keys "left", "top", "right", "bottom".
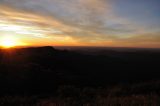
{"left": 0, "top": 36, "right": 26, "bottom": 48}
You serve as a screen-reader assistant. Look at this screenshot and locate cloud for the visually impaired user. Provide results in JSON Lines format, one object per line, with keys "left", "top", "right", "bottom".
{"left": 0, "top": 0, "right": 136, "bottom": 34}
{"left": 0, "top": 0, "right": 159, "bottom": 47}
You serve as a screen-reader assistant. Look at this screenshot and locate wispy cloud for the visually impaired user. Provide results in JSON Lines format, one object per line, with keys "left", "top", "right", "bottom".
{"left": 0, "top": 0, "right": 160, "bottom": 47}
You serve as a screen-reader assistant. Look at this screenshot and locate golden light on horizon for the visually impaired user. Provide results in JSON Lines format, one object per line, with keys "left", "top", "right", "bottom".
{"left": 0, "top": 36, "right": 27, "bottom": 48}
{"left": 0, "top": 4, "right": 159, "bottom": 48}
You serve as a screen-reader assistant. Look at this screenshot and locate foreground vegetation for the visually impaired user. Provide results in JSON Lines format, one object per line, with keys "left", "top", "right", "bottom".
{"left": 0, "top": 82, "right": 160, "bottom": 106}
{"left": 0, "top": 94, "right": 159, "bottom": 106}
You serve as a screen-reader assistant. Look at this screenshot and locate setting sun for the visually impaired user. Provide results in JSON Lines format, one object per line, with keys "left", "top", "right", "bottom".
{"left": 0, "top": 36, "right": 26, "bottom": 48}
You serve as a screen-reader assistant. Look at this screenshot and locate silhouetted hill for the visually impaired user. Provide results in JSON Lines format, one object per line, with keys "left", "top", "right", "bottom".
{"left": 0, "top": 46, "right": 160, "bottom": 94}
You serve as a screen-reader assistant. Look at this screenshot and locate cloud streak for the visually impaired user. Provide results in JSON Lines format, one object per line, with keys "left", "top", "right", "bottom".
{"left": 0, "top": 0, "right": 160, "bottom": 47}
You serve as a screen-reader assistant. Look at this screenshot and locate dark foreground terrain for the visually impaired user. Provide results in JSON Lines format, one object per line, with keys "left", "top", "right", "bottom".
{"left": 0, "top": 46, "right": 160, "bottom": 105}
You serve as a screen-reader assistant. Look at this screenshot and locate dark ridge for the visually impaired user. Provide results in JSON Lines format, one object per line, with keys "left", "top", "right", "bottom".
{"left": 0, "top": 46, "right": 160, "bottom": 94}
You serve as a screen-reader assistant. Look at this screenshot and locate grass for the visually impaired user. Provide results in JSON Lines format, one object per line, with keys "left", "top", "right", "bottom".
{"left": 0, "top": 84, "right": 160, "bottom": 106}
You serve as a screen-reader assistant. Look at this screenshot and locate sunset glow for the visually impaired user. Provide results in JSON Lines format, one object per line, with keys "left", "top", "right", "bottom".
{"left": 0, "top": 0, "right": 159, "bottom": 48}
{"left": 0, "top": 36, "right": 26, "bottom": 48}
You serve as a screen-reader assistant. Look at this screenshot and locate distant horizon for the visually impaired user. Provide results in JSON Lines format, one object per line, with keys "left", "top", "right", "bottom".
{"left": 1, "top": 45, "right": 160, "bottom": 50}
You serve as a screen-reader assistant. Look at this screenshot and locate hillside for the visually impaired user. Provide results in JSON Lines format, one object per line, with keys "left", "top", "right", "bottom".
{"left": 0, "top": 46, "right": 160, "bottom": 94}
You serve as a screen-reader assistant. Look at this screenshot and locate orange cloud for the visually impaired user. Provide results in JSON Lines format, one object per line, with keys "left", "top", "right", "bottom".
{"left": 0, "top": 0, "right": 160, "bottom": 48}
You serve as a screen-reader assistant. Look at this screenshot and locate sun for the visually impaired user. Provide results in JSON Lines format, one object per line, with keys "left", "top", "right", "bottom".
{"left": 0, "top": 36, "right": 26, "bottom": 48}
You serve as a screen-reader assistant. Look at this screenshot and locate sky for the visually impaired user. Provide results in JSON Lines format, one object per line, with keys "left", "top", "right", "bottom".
{"left": 0, "top": 0, "right": 160, "bottom": 48}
